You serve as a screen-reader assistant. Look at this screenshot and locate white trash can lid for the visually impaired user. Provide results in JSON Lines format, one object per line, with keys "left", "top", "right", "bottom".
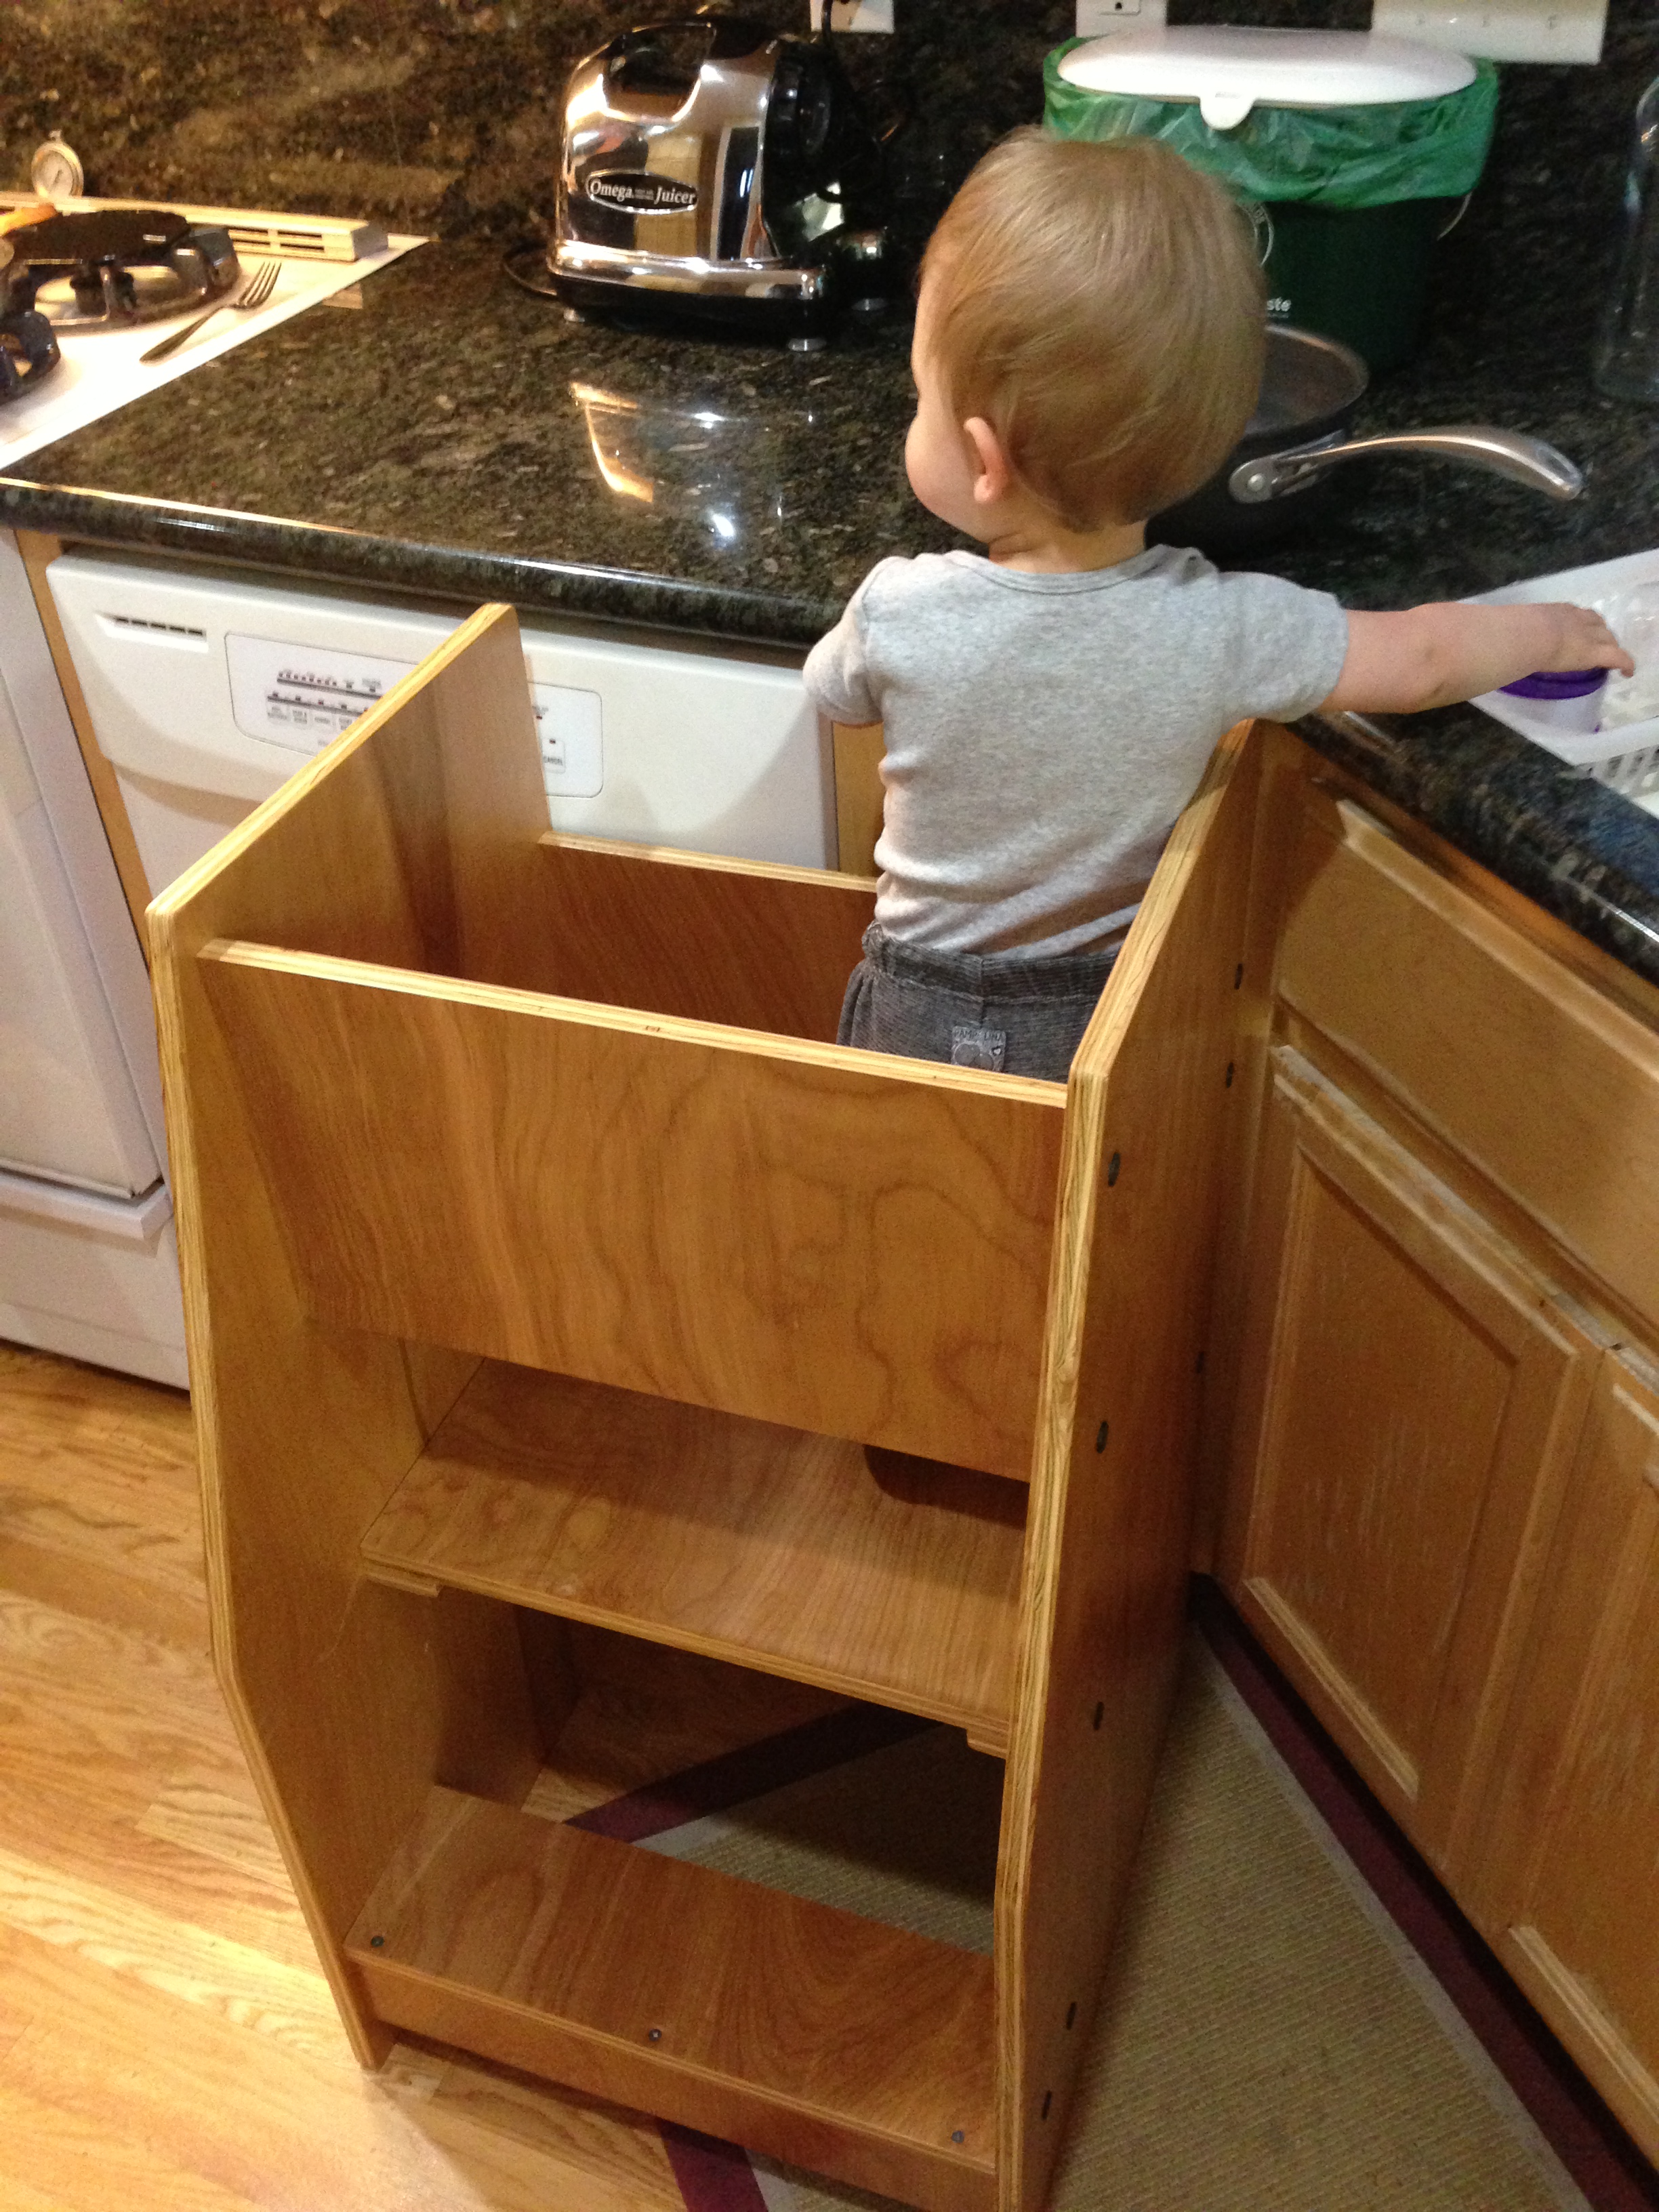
{"left": 1057, "top": 27, "right": 1477, "bottom": 131}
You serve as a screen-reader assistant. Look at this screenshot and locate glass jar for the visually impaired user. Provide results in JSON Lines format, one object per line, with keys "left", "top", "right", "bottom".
{"left": 1595, "top": 73, "right": 1659, "bottom": 403}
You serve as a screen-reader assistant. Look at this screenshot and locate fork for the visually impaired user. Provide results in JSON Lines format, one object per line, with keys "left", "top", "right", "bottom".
{"left": 140, "top": 260, "right": 281, "bottom": 365}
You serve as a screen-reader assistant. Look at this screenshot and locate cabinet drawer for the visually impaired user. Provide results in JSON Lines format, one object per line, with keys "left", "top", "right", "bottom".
{"left": 1276, "top": 796, "right": 1659, "bottom": 1328}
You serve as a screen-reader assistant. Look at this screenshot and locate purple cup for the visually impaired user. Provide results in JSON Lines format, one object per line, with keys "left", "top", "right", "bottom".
{"left": 1499, "top": 666, "right": 1607, "bottom": 733}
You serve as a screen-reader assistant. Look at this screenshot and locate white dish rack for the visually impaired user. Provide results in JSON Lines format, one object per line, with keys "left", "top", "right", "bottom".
{"left": 1465, "top": 548, "right": 1659, "bottom": 813}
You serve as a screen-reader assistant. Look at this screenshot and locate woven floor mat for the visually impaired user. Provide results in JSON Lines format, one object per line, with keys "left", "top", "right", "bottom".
{"left": 642, "top": 1644, "right": 1582, "bottom": 2212}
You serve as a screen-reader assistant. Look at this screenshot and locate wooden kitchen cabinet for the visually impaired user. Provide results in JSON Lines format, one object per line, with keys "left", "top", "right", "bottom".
{"left": 1217, "top": 1045, "right": 1599, "bottom": 1869}
{"left": 149, "top": 605, "right": 1269, "bottom": 2212}
{"left": 1469, "top": 1347, "right": 1659, "bottom": 2163}
{"left": 1214, "top": 762, "right": 1659, "bottom": 2161}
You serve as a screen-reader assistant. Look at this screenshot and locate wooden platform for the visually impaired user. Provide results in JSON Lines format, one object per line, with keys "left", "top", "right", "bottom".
{"left": 361, "top": 1362, "right": 1025, "bottom": 1749}
{"left": 347, "top": 1786, "right": 997, "bottom": 2211}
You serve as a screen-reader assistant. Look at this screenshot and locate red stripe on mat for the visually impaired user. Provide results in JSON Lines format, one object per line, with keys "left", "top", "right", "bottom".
{"left": 659, "top": 2121, "right": 773, "bottom": 2212}
{"left": 1194, "top": 1578, "right": 1659, "bottom": 2212}
{"left": 573, "top": 1702, "right": 943, "bottom": 2211}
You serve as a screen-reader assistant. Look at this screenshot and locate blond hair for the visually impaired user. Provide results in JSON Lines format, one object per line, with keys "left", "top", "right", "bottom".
{"left": 921, "top": 130, "right": 1266, "bottom": 529}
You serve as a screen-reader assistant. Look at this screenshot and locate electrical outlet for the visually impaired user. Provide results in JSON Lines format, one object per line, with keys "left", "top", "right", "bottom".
{"left": 823, "top": 0, "right": 893, "bottom": 32}
{"left": 1076, "top": 0, "right": 1166, "bottom": 36}
{"left": 1370, "top": 0, "right": 1605, "bottom": 63}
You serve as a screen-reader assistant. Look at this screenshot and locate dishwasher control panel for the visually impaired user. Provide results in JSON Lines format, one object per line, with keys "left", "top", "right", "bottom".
{"left": 227, "top": 635, "right": 411, "bottom": 750}
{"left": 46, "top": 549, "right": 830, "bottom": 897}
{"left": 225, "top": 634, "right": 607, "bottom": 800}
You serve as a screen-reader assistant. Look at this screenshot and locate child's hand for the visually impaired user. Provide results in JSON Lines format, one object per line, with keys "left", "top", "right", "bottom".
{"left": 1528, "top": 602, "right": 1636, "bottom": 678}
{"left": 1327, "top": 598, "right": 1637, "bottom": 716}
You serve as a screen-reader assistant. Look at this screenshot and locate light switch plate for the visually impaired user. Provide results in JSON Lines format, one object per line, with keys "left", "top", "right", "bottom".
{"left": 814, "top": 0, "right": 893, "bottom": 32}
{"left": 1076, "top": 0, "right": 1166, "bottom": 37}
{"left": 1370, "top": 0, "right": 1605, "bottom": 63}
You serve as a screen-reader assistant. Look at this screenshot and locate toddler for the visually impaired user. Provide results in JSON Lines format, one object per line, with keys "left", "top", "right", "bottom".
{"left": 802, "top": 130, "right": 1631, "bottom": 1082}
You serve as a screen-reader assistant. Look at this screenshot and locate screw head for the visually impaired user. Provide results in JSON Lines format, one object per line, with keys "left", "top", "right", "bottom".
{"left": 647, "top": 2027, "right": 663, "bottom": 2043}
{"left": 369, "top": 1934, "right": 385, "bottom": 1948}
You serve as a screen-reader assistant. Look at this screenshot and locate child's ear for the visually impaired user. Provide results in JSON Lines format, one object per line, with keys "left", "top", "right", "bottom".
{"left": 963, "top": 417, "right": 1012, "bottom": 508}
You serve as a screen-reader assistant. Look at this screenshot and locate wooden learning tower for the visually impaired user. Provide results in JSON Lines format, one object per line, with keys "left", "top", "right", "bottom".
{"left": 150, "top": 605, "right": 1259, "bottom": 2212}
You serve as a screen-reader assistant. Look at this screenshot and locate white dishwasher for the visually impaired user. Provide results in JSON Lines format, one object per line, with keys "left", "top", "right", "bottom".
{"left": 45, "top": 549, "right": 834, "bottom": 898}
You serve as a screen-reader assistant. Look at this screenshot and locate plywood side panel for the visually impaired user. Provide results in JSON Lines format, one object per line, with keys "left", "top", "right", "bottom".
{"left": 995, "top": 722, "right": 1263, "bottom": 2212}
{"left": 346, "top": 1786, "right": 997, "bottom": 2212}
{"left": 1277, "top": 794, "right": 1659, "bottom": 1331}
{"left": 145, "top": 607, "right": 555, "bottom": 2060}
{"left": 367, "top": 602, "right": 551, "bottom": 983}
{"left": 197, "top": 945, "right": 1065, "bottom": 1480}
{"left": 525, "top": 834, "right": 876, "bottom": 1041}
{"left": 361, "top": 1361, "right": 1025, "bottom": 1740}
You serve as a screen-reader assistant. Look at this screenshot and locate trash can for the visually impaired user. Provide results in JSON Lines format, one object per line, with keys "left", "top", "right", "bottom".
{"left": 1044, "top": 28, "right": 1498, "bottom": 374}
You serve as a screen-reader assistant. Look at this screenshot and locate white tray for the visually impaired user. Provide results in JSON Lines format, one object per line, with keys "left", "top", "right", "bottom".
{"left": 1463, "top": 548, "right": 1659, "bottom": 806}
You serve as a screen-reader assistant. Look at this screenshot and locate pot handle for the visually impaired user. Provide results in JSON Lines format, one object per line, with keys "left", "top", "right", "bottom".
{"left": 1229, "top": 425, "right": 1584, "bottom": 506}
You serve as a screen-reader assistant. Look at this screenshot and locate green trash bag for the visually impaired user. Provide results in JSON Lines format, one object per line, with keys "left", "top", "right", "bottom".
{"left": 1042, "top": 41, "right": 1498, "bottom": 210}
{"left": 1042, "top": 43, "right": 1498, "bottom": 369}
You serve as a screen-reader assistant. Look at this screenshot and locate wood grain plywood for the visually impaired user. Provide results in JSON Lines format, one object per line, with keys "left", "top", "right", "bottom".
{"left": 346, "top": 1786, "right": 996, "bottom": 2212}
{"left": 996, "top": 721, "right": 1263, "bottom": 2212}
{"left": 145, "top": 605, "right": 556, "bottom": 2062}
{"left": 528, "top": 834, "right": 876, "bottom": 1042}
{"left": 1277, "top": 795, "right": 1659, "bottom": 1328}
{"left": 198, "top": 944, "right": 1064, "bottom": 1480}
{"left": 362, "top": 1362, "right": 1025, "bottom": 1740}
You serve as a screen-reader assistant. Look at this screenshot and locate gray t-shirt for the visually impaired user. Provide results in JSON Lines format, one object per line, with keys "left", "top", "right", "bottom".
{"left": 803, "top": 545, "right": 1351, "bottom": 958}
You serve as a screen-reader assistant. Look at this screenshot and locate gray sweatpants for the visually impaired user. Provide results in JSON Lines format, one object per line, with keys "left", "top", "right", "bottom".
{"left": 837, "top": 924, "right": 1120, "bottom": 1084}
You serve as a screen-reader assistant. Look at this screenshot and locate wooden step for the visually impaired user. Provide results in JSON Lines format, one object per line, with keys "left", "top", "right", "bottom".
{"left": 345, "top": 1786, "right": 998, "bottom": 2212}
{"left": 361, "top": 1361, "right": 1025, "bottom": 1749}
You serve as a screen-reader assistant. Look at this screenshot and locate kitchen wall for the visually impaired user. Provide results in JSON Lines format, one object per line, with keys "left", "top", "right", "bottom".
{"left": 0, "top": 0, "right": 1652, "bottom": 280}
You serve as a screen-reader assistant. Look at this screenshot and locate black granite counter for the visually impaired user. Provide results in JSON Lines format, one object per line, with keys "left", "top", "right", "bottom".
{"left": 3, "top": 7, "right": 1658, "bottom": 985}
{"left": 3, "top": 239, "right": 934, "bottom": 645}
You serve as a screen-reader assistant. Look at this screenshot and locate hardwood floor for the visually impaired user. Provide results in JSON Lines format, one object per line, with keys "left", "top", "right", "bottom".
{"left": 0, "top": 1339, "right": 746, "bottom": 2212}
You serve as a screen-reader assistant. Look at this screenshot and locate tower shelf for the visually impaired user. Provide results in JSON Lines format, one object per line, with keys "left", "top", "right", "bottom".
{"left": 150, "top": 604, "right": 1263, "bottom": 2211}
{"left": 361, "top": 1358, "right": 1027, "bottom": 1746}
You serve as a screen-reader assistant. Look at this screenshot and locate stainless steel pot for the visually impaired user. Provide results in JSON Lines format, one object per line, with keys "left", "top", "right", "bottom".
{"left": 1151, "top": 325, "right": 1582, "bottom": 554}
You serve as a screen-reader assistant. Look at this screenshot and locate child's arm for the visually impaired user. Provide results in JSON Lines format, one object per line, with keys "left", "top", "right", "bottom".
{"left": 1320, "top": 601, "right": 1635, "bottom": 716}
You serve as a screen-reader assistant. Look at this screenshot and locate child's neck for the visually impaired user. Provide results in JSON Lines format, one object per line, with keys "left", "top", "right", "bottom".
{"left": 982, "top": 510, "right": 1148, "bottom": 576}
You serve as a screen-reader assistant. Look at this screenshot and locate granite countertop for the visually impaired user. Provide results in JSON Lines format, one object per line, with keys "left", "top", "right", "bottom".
{"left": 5, "top": 106, "right": 1659, "bottom": 986}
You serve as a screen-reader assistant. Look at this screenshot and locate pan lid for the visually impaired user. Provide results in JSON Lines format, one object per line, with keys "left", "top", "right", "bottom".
{"left": 1057, "top": 28, "right": 1475, "bottom": 131}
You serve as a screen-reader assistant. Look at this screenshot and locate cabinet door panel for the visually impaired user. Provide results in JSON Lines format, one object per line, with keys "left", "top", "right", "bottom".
{"left": 1224, "top": 1050, "right": 1598, "bottom": 1862}
{"left": 1478, "top": 1355, "right": 1659, "bottom": 2160}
